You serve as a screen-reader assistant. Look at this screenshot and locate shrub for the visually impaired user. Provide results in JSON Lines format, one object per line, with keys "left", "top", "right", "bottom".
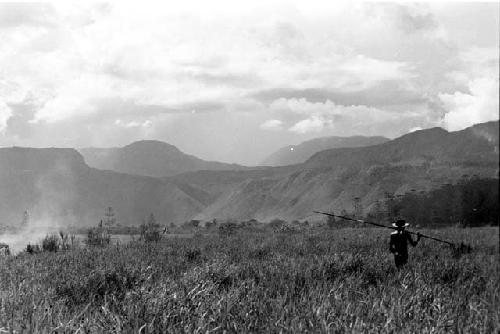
{"left": 269, "top": 219, "right": 286, "bottom": 229}
{"left": 26, "top": 243, "right": 40, "bottom": 254}
{"left": 41, "top": 234, "right": 59, "bottom": 252}
{"left": 0, "top": 243, "right": 10, "bottom": 256}
{"left": 87, "top": 224, "right": 110, "bottom": 247}
{"left": 218, "top": 221, "right": 238, "bottom": 236}
{"left": 140, "top": 214, "right": 162, "bottom": 243}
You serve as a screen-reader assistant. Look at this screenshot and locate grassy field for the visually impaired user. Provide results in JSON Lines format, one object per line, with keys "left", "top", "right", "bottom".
{"left": 0, "top": 227, "right": 498, "bottom": 333}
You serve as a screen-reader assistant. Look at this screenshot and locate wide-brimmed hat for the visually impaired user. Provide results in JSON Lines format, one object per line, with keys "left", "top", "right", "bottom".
{"left": 392, "top": 219, "right": 409, "bottom": 228}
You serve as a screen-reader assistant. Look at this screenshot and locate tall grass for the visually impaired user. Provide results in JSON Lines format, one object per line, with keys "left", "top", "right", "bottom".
{"left": 0, "top": 227, "right": 498, "bottom": 333}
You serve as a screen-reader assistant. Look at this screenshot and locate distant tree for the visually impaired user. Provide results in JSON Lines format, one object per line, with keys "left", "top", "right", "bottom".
{"left": 0, "top": 243, "right": 11, "bottom": 256}
{"left": 389, "top": 178, "right": 498, "bottom": 228}
{"left": 218, "top": 221, "right": 238, "bottom": 236}
{"left": 269, "top": 219, "right": 286, "bottom": 230}
{"left": 104, "top": 207, "right": 116, "bottom": 230}
{"left": 87, "top": 220, "right": 110, "bottom": 247}
{"left": 205, "top": 219, "right": 217, "bottom": 230}
{"left": 182, "top": 220, "right": 200, "bottom": 229}
{"left": 25, "top": 243, "right": 40, "bottom": 254}
{"left": 140, "top": 213, "right": 162, "bottom": 243}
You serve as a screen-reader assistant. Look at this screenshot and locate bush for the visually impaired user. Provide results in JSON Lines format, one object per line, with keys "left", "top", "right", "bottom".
{"left": 269, "top": 219, "right": 287, "bottom": 231}
{"left": 87, "top": 225, "right": 110, "bottom": 247}
{"left": 41, "top": 234, "right": 59, "bottom": 252}
{"left": 140, "top": 214, "right": 162, "bottom": 243}
{"left": 218, "top": 221, "right": 238, "bottom": 236}
{"left": 0, "top": 243, "right": 10, "bottom": 256}
{"left": 26, "top": 243, "right": 40, "bottom": 254}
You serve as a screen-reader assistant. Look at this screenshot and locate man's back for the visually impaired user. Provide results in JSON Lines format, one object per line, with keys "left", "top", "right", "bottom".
{"left": 390, "top": 231, "right": 410, "bottom": 257}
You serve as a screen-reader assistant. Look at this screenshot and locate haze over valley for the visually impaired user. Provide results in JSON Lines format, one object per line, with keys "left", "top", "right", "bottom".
{"left": 1, "top": 121, "right": 497, "bottom": 228}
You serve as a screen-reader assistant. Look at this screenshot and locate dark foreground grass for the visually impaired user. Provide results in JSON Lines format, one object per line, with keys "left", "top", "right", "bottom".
{"left": 0, "top": 227, "right": 498, "bottom": 333}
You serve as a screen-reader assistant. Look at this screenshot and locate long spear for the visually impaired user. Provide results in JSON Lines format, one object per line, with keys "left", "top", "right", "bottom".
{"left": 314, "top": 211, "right": 457, "bottom": 246}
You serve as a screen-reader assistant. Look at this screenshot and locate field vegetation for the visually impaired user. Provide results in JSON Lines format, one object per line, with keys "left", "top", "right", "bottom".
{"left": 0, "top": 225, "right": 498, "bottom": 333}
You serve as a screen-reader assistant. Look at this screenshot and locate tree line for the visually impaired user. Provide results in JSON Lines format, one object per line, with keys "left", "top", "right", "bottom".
{"left": 374, "top": 177, "right": 499, "bottom": 227}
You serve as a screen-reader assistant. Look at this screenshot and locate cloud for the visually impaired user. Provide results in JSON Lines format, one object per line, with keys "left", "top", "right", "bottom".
{"left": 268, "top": 97, "right": 438, "bottom": 138}
{"left": 251, "top": 80, "right": 425, "bottom": 107}
{"left": 260, "top": 119, "right": 283, "bottom": 131}
{"left": 0, "top": 100, "right": 13, "bottom": 132}
{"left": 440, "top": 78, "right": 499, "bottom": 131}
{"left": 0, "top": 2, "right": 498, "bottom": 164}
{"left": 115, "top": 119, "right": 152, "bottom": 129}
{"left": 0, "top": 3, "right": 56, "bottom": 28}
{"left": 384, "top": 3, "right": 438, "bottom": 34}
{"left": 289, "top": 115, "right": 332, "bottom": 134}
{"left": 270, "top": 98, "right": 339, "bottom": 117}
{"left": 439, "top": 46, "right": 499, "bottom": 131}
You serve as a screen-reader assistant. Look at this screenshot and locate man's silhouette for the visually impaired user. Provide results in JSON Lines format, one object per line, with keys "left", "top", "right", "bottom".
{"left": 389, "top": 219, "right": 421, "bottom": 269}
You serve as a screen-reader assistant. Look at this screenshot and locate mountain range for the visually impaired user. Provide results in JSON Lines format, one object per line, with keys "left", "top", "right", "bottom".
{"left": 176, "top": 121, "right": 499, "bottom": 221}
{"left": 0, "top": 147, "right": 204, "bottom": 228}
{"left": 0, "top": 121, "right": 498, "bottom": 228}
{"left": 261, "top": 136, "right": 389, "bottom": 166}
{"left": 79, "top": 140, "right": 250, "bottom": 178}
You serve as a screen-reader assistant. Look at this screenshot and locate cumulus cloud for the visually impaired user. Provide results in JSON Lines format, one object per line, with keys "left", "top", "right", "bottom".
{"left": 440, "top": 78, "right": 499, "bottom": 131}
{"left": 289, "top": 115, "right": 332, "bottom": 134}
{"left": 115, "top": 119, "right": 152, "bottom": 129}
{"left": 252, "top": 80, "right": 425, "bottom": 107}
{"left": 268, "top": 97, "right": 438, "bottom": 138}
{"left": 0, "top": 2, "right": 498, "bottom": 164}
{"left": 0, "top": 100, "right": 12, "bottom": 132}
{"left": 260, "top": 119, "right": 283, "bottom": 131}
{"left": 270, "top": 98, "right": 337, "bottom": 116}
{"left": 439, "top": 46, "right": 499, "bottom": 131}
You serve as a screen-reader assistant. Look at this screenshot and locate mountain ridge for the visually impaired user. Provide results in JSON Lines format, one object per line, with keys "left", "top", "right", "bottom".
{"left": 0, "top": 147, "right": 205, "bottom": 228}
{"left": 261, "top": 135, "right": 390, "bottom": 166}
{"left": 1, "top": 121, "right": 498, "bottom": 227}
{"left": 79, "top": 140, "right": 252, "bottom": 178}
{"left": 187, "top": 121, "right": 499, "bottom": 221}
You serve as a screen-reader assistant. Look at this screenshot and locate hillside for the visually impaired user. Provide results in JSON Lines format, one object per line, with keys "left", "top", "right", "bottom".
{"left": 1, "top": 121, "right": 498, "bottom": 227}
{"left": 0, "top": 147, "right": 204, "bottom": 228}
{"left": 79, "top": 140, "right": 250, "bottom": 178}
{"left": 261, "top": 136, "right": 389, "bottom": 166}
{"left": 183, "top": 121, "right": 499, "bottom": 221}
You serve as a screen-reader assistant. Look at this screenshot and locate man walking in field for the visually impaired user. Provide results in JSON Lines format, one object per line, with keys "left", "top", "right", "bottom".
{"left": 389, "top": 219, "right": 421, "bottom": 269}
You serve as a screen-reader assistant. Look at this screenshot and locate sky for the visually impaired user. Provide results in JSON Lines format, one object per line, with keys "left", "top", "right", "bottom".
{"left": 0, "top": 1, "right": 498, "bottom": 165}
